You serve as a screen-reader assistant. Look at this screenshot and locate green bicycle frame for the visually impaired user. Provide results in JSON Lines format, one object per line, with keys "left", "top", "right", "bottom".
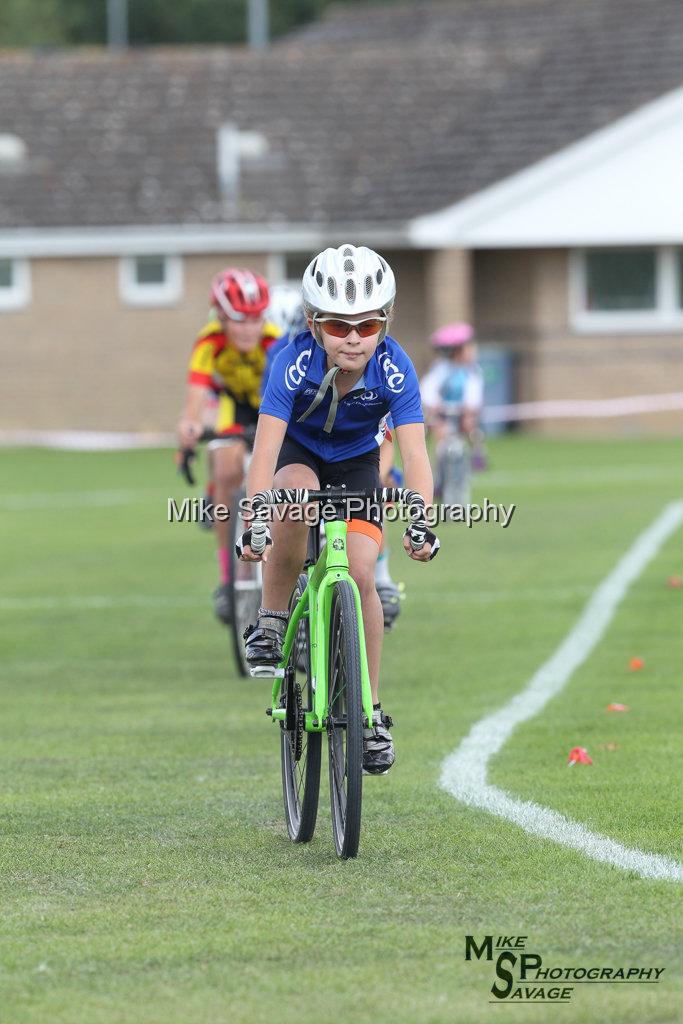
{"left": 269, "top": 519, "right": 374, "bottom": 732}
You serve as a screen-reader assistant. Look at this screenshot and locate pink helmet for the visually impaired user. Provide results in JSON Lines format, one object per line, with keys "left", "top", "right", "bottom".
{"left": 430, "top": 322, "right": 474, "bottom": 347}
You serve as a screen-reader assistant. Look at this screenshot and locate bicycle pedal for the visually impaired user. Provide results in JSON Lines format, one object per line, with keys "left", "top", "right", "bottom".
{"left": 249, "top": 665, "right": 285, "bottom": 678}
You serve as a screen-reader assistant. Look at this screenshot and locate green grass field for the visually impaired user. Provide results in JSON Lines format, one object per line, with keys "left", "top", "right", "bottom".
{"left": 1, "top": 437, "right": 682, "bottom": 1024}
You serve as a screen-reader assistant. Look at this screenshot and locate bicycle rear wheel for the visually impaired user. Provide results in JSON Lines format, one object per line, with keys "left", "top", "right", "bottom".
{"left": 229, "top": 491, "right": 262, "bottom": 678}
{"left": 441, "top": 436, "right": 471, "bottom": 507}
{"left": 327, "top": 580, "right": 364, "bottom": 860}
{"left": 280, "top": 574, "right": 322, "bottom": 842}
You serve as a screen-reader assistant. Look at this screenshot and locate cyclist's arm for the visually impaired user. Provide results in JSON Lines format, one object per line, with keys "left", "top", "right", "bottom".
{"left": 461, "top": 371, "right": 483, "bottom": 436}
{"left": 420, "top": 363, "right": 446, "bottom": 414}
{"left": 178, "top": 383, "right": 208, "bottom": 447}
{"left": 394, "top": 422, "right": 433, "bottom": 507}
{"left": 237, "top": 413, "right": 288, "bottom": 561}
{"left": 245, "top": 414, "right": 288, "bottom": 501}
{"left": 379, "top": 432, "right": 395, "bottom": 482}
{"left": 394, "top": 422, "right": 436, "bottom": 562}
{"left": 180, "top": 332, "right": 217, "bottom": 446}
{"left": 248, "top": 342, "right": 298, "bottom": 496}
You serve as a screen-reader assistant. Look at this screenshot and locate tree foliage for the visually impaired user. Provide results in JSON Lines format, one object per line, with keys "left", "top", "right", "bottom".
{"left": 0, "top": 0, "right": 390, "bottom": 47}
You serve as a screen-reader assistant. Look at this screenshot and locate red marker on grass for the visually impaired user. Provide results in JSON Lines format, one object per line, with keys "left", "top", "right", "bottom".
{"left": 567, "top": 746, "right": 593, "bottom": 766}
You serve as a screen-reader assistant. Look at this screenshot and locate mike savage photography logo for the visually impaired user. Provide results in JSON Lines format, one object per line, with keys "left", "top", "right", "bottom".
{"left": 465, "top": 934, "right": 666, "bottom": 1004}
{"left": 167, "top": 497, "right": 516, "bottom": 530}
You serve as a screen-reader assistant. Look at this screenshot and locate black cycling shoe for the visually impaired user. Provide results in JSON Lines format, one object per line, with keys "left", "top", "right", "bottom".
{"left": 244, "top": 622, "right": 284, "bottom": 674}
{"left": 213, "top": 583, "right": 232, "bottom": 624}
{"left": 376, "top": 582, "right": 403, "bottom": 632}
{"left": 363, "top": 709, "right": 395, "bottom": 775}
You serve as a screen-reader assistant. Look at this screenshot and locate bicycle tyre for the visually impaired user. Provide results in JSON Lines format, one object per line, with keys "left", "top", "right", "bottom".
{"left": 280, "top": 573, "right": 322, "bottom": 842}
{"left": 327, "top": 580, "right": 364, "bottom": 860}
{"left": 229, "top": 491, "right": 262, "bottom": 678}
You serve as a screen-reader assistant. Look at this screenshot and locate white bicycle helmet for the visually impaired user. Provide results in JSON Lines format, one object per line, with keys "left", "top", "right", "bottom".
{"left": 302, "top": 244, "right": 396, "bottom": 317}
{"left": 266, "top": 283, "right": 305, "bottom": 335}
{"left": 297, "top": 245, "right": 397, "bottom": 428}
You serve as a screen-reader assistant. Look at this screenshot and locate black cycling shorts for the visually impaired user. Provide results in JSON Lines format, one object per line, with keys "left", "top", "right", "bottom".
{"left": 275, "top": 435, "right": 382, "bottom": 540}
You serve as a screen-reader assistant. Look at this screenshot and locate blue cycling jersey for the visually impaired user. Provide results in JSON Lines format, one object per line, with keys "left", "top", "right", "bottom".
{"left": 439, "top": 366, "right": 469, "bottom": 404}
{"left": 260, "top": 330, "right": 423, "bottom": 462}
{"left": 262, "top": 332, "right": 291, "bottom": 393}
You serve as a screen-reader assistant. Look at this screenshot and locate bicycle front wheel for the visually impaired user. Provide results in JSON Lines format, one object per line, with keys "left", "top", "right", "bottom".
{"left": 229, "top": 491, "right": 262, "bottom": 678}
{"left": 327, "top": 580, "right": 364, "bottom": 860}
{"left": 280, "top": 574, "right": 321, "bottom": 842}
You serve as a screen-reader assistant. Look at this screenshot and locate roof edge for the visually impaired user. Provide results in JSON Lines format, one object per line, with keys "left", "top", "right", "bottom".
{"left": 409, "top": 83, "right": 683, "bottom": 248}
{"left": 0, "top": 222, "right": 412, "bottom": 259}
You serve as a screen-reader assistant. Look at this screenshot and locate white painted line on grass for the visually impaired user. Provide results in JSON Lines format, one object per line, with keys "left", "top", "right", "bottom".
{"left": 0, "top": 595, "right": 205, "bottom": 612}
{"left": 0, "top": 488, "right": 159, "bottom": 511}
{"left": 440, "top": 500, "right": 683, "bottom": 882}
{"left": 481, "top": 463, "right": 680, "bottom": 489}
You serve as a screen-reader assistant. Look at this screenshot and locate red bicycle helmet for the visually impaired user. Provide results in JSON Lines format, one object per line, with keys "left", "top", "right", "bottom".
{"left": 210, "top": 268, "right": 270, "bottom": 321}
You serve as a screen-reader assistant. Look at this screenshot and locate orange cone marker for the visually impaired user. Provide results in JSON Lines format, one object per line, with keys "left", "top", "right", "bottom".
{"left": 667, "top": 576, "right": 682, "bottom": 589}
{"left": 607, "top": 703, "right": 630, "bottom": 712}
{"left": 629, "top": 656, "right": 644, "bottom": 671}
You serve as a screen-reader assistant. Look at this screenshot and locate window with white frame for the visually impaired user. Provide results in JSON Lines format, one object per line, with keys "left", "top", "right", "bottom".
{"left": 267, "top": 252, "right": 315, "bottom": 288}
{"left": 0, "top": 258, "right": 31, "bottom": 311}
{"left": 571, "top": 247, "right": 683, "bottom": 331}
{"left": 283, "top": 252, "right": 313, "bottom": 283}
{"left": 119, "top": 255, "right": 183, "bottom": 307}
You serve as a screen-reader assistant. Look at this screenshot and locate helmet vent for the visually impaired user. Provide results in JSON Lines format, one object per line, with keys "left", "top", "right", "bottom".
{"left": 316, "top": 271, "right": 324, "bottom": 287}
{"left": 379, "top": 257, "right": 387, "bottom": 271}
{"left": 364, "top": 275, "right": 373, "bottom": 298}
{"left": 343, "top": 258, "right": 354, "bottom": 273}
{"left": 327, "top": 276, "right": 337, "bottom": 299}
{"left": 376, "top": 269, "right": 383, "bottom": 284}
{"left": 343, "top": 246, "right": 353, "bottom": 257}
{"left": 345, "top": 279, "right": 356, "bottom": 304}
{"left": 310, "top": 261, "right": 317, "bottom": 277}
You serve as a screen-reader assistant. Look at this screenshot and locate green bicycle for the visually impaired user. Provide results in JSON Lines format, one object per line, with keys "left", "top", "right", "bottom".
{"left": 248, "top": 485, "right": 422, "bottom": 860}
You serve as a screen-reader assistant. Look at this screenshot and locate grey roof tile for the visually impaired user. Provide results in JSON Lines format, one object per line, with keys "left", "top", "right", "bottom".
{"left": 0, "top": 0, "right": 681, "bottom": 230}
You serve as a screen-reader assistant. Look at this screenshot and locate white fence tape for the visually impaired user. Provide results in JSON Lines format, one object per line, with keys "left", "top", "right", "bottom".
{"left": 483, "top": 391, "right": 683, "bottom": 423}
{"left": 0, "top": 430, "right": 175, "bottom": 451}
{"left": 0, "top": 390, "right": 682, "bottom": 450}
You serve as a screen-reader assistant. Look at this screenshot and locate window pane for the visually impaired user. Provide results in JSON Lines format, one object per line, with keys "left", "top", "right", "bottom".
{"left": 284, "top": 252, "right": 313, "bottom": 282}
{"left": 585, "top": 249, "right": 656, "bottom": 311}
{"left": 135, "top": 256, "right": 166, "bottom": 285}
{"left": 0, "top": 258, "right": 13, "bottom": 289}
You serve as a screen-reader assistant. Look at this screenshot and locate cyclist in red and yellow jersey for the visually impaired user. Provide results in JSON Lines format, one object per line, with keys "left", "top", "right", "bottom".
{"left": 177, "top": 268, "right": 281, "bottom": 624}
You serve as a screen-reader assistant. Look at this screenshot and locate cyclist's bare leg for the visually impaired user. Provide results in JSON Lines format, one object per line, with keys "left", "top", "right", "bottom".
{"left": 348, "top": 531, "right": 383, "bottom": 704}
{"left": 260, "top": 463, "right": 320, "bottom": 611}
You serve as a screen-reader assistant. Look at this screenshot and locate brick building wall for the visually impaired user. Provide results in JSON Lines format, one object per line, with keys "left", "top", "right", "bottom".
{"left": 473, "top": 249, "right": 683, "bottom": 434}
{"left": 0, "top": 249, "right": 432, "bottom": 432}
{"left": 1, "top": 253, "right": 269, "bottom": 432}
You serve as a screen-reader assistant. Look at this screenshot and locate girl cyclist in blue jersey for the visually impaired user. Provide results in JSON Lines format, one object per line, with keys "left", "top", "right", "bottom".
{"left": 237, "top": 245, "right": 439, "bottom": 775}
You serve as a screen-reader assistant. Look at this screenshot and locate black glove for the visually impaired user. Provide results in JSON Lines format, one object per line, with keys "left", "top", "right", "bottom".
{"left": 235, "top": 522, "right": 273, "bottom": 557}
{"left": 404, "top": 522, "right": 440, "bottom": 560}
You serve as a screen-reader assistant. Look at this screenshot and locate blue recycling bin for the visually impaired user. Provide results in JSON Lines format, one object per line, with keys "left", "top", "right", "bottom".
{"left": 478, "top": 346, "right": 514, "bottom": 435}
